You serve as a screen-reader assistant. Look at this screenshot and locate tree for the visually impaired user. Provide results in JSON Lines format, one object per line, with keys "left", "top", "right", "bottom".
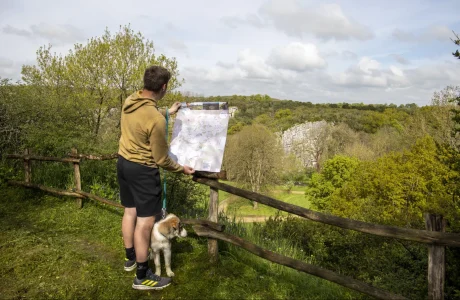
{"left": 323, "top": 136, "right": 459, "bottom": 227}
{"left": 19, "top": 25, "right": 182, "bottom": 154}
{"left": 428, "top": 86, "right": 460, "bottom": 148}
{"left": 452, "top": 31, "right": 460, "bottom": 60}
{"left": 306, "top": 155, "right": 360, "bottom": 211}
{"left": 0, "top": 78, "right": 22, "bottom": 154}
{"left": 224, "top": 124, "right": 282, "bottom": 209}
{"left": 450, "top": 32, "right": 460, "bottom": 144}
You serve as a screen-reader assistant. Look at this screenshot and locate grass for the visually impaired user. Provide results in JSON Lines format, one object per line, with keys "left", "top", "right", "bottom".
{"left": 216, "top": 180, "right": 237, "bottom": 203}
{"left": 226, "top": 190, "right": 310, "bottom": 218}
{"left": 273, "top": 185, "right": 307, "bottom": 192}
{"left": 0, "top": 185, "right": 360, "bottom": 299}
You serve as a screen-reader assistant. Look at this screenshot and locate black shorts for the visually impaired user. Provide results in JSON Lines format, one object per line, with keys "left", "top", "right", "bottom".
{"left": 117, "top": 155, "right": 162, "bottom": 218}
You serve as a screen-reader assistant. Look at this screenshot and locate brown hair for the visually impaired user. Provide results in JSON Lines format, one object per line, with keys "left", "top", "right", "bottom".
{"left": 143, "top": 66, "right": 171, "bottom": 92}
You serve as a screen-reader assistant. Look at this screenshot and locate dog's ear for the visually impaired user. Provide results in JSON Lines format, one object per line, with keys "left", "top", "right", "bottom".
{"left": 170, "top": 219, "right": 179, "bottom": 231}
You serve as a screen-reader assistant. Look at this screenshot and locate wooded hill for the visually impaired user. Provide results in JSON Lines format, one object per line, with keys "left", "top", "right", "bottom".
{"left": 184, "top": 94, "right": 425, "bottom": 134}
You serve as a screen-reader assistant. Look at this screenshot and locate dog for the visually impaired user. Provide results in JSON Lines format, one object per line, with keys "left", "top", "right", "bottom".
{"left": 149, "top": 213, "right": 187, "bottom": 277}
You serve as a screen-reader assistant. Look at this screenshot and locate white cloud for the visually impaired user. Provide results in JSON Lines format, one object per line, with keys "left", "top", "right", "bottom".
{"left": 357, "top": 57, "right": 380, "bottom": 75}
{"left": 0, "top": 57, "right": 14, "bottom": 68}
{"left": 2, "top": 25, "right": 31, "bottom": 37}
{"left": 221, "top": 14, "right": 265, "bottom": 29}
{"left": 237, "top": 49, "right": 274, "bottom": 79}
{"left": 390, "top": 66, "right": 404, "bottom": 77}
{"left": 404, "top": 61, "right": 459, "bottom": 90}
{"left": 2, "top": 23, "right": 85, "bottom": 45}
{"left": 392, "top": 25, "right": 453, "bottom": 42}
{"left": 324, "top": 50, "right": 358, "bottom": 60}
{"left": 390, "top": 54, "right": 410, "bottom": 65}
{"left": 204, "top": 65, "right": 246, "bottom": 82}
{"left": 0, "top": 57, "right": 22, "bottom": 80}
{"left": 342, "top": 50, "right": 358, "bottom": 60}
{"left": 258, "top": 0, "right": 374, "bottom": 40}
{"left": 0, "top": 0, "right": 458, "bottom": 106}
{"left": 332, "top": 57, "right": 410, "bottom": 89}
{"left": 267, "top": 42, "right": 326, "bottom": 71}
{"left": 167, "top": 39, "right": 188, "bottom": 52}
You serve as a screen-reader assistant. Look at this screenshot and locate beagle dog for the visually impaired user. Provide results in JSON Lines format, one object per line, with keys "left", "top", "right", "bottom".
{"left": 150, "top": 213, "right": 187, "bottom": 277}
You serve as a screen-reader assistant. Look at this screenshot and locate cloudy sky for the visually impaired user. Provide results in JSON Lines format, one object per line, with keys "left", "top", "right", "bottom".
{"left": 0, "top": 0, "right": 459, "bottom": 105}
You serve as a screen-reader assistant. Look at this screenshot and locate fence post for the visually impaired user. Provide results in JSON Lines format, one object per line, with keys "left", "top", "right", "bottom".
{"left": 23, "top": 148, "right": 31, "bottom": 183}
{"left": 71, "top": 148, "right": 83, "bottom": 208}
{"left": 425, "top": 213, "right": 445, "bottom": 300}
{"left": 208, "top": 182, "right": 219, "bottom": 262}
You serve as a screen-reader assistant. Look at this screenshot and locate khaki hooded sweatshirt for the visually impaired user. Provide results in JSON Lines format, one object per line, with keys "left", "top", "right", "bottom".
{"left": 118, "top": 91, "right": 183, "bottom": 173}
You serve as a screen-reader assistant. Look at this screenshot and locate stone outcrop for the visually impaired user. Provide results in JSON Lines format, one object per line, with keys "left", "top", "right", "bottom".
{"left": 281, "top": 121, "right": 328, "bottom": 168}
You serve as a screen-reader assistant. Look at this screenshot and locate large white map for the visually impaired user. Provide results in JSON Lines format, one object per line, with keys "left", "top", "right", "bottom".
{"left": 169, "top": 102, "right": 229, "bottom": 172}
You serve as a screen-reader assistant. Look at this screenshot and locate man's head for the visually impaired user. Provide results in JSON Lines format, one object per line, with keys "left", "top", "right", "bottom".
{"left": 143, "top": 65, "right": 171, "bottom": 100}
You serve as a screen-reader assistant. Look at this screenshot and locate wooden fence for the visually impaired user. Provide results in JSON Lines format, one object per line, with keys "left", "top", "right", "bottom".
{"left": 6, "top": 149, "right": 460, "bottom": 300}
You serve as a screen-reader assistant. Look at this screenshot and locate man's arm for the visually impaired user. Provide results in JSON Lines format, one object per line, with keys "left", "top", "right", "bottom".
{"left": 158, "top": 102, "right": 182, "bottom": 117}
{"left": 149, "top": 117, "right": 184, "bottom": 173}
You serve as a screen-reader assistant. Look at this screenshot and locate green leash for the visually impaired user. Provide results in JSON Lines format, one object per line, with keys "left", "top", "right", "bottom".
{"left": 161, "top": 109, "right": 169, "bottom": 219}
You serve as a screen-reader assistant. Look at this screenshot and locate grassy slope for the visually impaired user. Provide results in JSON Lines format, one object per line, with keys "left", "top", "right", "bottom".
{"left": 226, "top": 190, "right": 310, "bottom": 217}
{"left": 0, "top": 186, "right": 360, "bottom": 299}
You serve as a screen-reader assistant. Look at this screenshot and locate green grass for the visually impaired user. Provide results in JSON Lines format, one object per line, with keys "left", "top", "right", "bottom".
{"left": 217, "top": 180, "right": 237, "bottom": 203}
{"left": 0, "top": 186, "right": 360, "bottom": 299}
{"left": 226, "top": 190, "right": 310, "bottom": 218}
{"left": 273, "top": 185, "right": 307, "bottom": 192}
{"left": 276, "top": 192, "right": 309, "bottom": 208}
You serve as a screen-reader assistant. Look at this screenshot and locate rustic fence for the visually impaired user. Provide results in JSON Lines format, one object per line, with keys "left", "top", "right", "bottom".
{"left": 6, "top": 149, "right": 460, "bottom": 300}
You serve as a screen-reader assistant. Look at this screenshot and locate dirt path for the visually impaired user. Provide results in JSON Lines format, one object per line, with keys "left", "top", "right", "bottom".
{"left": 233, "top": 216, "right": 272, "bottom": 223}
{"left": 272, "top": 190, "right": 305, "bottom": 195}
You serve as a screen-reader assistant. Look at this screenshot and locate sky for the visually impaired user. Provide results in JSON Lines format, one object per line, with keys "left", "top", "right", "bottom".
{"left": 0, "top": 0, "right": 459, "bottom": 105}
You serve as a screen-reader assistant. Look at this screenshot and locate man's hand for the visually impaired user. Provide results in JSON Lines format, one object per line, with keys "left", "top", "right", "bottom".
{"left": 168, "top": 102, "right": 182, "bottom": 115}
{"left": 183, "top": 165, "right": 195, "bottom": 175}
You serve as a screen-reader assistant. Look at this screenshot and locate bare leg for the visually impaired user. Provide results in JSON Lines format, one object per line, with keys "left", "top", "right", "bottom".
{"left": 122, "top": 207, "right": 137, "bottom": 248}
{"left": 134, "top": 216, "right": 155, "bottom": 263}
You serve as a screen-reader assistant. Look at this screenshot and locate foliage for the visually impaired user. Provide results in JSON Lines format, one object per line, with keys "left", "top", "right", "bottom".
{"left": 258, "top": 215, "right": 429, "bottom": 299}
{"left": 13, "top": 25, "right": 182, "bottom": 155}
{"left": 224, "top": 124, "right": 283, "bottom": 208}
{"left": 310, "top": 136, "right": 460, "bottom": 227}
{"left": 162, "top": 172, "right": 209, "bottom": 218}
{"left": 0, "top": 78, "right": 22, "bottom": 155}
{"left": 184, "top": 93, "right": 416, "bottom": 137}
{"left": 306, "top": 155, "right": 360, "bottom": 211}
{"left": 283, "top": 181, "right": 294, "bottom": 194}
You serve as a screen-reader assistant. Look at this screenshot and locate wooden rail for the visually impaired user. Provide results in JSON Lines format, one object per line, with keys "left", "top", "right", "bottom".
{"left": 9, "top": 180, "right": 85, "bottom": 199}
{"left": 6, "top": 149, "right": 456, "bottom": 299}
{"left": 67, "top": 153, "right": 118, "bottom": 160}
{"left": 193, "top": 225, "right": 407, "bottom": 300}
{"left": 193, "top": 177, "right": 460, "bottom": 248}
{"left": 7, "top": 153, "right": 80, "bottom": 163}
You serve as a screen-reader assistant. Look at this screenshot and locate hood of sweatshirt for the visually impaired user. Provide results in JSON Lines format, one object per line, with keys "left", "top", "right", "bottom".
{"left": 123, "top": 91, "right": 158, "bottom": 113}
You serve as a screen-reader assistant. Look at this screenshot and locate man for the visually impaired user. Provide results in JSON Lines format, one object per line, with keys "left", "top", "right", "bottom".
{"left": 117, "top": 65, "right": 195, "bottom": 290}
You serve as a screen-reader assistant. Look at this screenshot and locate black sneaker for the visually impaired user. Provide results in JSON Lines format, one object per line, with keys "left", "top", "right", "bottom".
{"left": 124, "top": 258, "right": 137, "bottom": 271}
{"left": 124, "top": 250, "right": 152, "bottom": 271}
{"left": 132, "top": 269, "right": 172, "bottom": 290}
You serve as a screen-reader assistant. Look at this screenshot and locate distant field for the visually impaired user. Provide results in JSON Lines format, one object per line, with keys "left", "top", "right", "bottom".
{"left": 272, "top": 185, "right": 307, "bottom": 192}
{"left": 205, "top": 181, "right": 309, "bottom": 218}
{"left": 225, "top": 189, "right": 309, "bottom": 218}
